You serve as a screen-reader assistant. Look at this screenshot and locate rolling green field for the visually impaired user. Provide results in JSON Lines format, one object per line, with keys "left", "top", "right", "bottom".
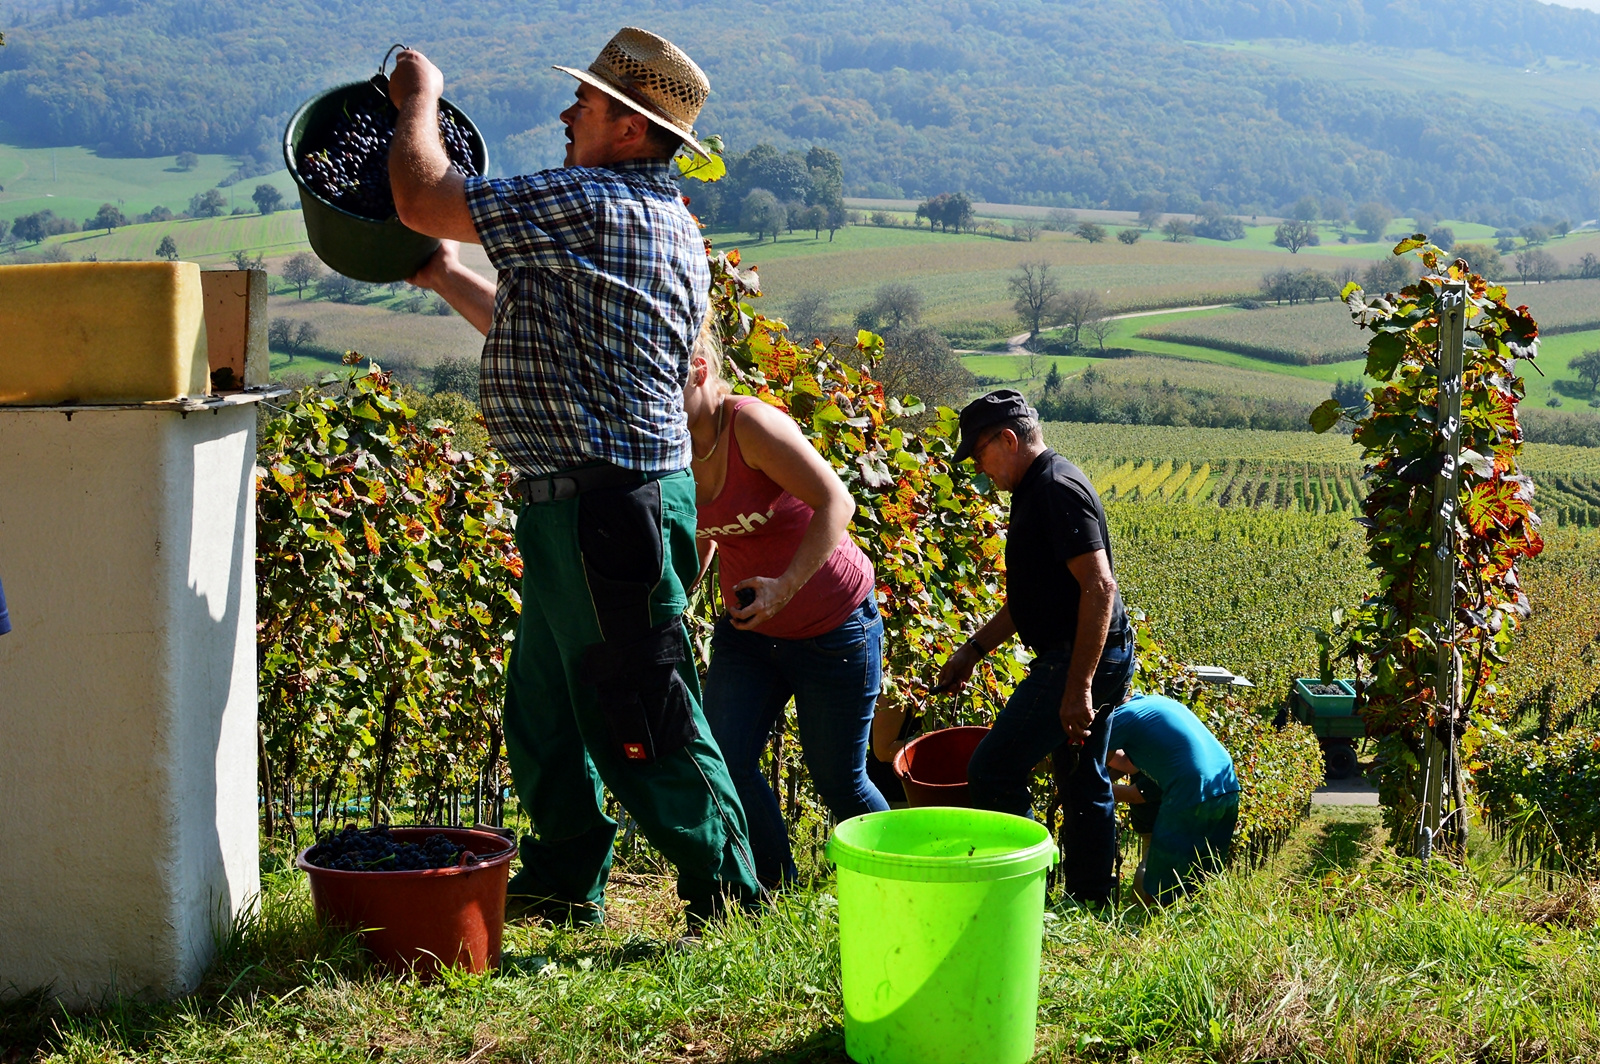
{"left": 40, "top": 210, "right": 312, "bottom": 264}
{"left": 0, "top": 145, "right": 298, "bottom": 227}
{"left": 1139, "top": 300, "right": 1365, "bottom": 365}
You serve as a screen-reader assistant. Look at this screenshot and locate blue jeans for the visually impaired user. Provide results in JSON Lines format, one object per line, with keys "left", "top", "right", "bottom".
{"left": 702, "top": 595, "right": 890, "bottom": 887}
{"left": 967, "top": 628, "right": 1135, "bottom": 903}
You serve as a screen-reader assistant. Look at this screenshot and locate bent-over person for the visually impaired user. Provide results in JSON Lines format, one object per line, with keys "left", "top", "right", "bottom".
{"left": 1108, "top": 693, "right": 1239, "bottom": 904}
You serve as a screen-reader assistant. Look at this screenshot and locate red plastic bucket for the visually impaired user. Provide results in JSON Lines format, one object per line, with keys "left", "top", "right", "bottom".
{"left": 297, "top": 826, "right": 515, "bottom": 976}
{"left": 892, "top": 726, "right": 990, "bottom": 808}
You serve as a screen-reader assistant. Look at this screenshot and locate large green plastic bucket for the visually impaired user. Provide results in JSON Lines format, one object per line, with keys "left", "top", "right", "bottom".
{"left": 827, "top": 807, "right": 1058, "bottom": 1064}
{"left": 282, "top": 82, "right": 488, "bottom": 283}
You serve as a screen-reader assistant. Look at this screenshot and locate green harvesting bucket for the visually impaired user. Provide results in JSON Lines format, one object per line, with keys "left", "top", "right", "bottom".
{"left": 827, "top": 807, "right": 1058, "bottom": 1064}
{"left": 282, "top": 82, "right": 488, "bottom": 284}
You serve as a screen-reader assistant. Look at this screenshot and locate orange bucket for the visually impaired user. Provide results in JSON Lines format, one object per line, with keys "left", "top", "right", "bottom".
{"left": 892, "top": 726, "right": 990, "bottom": 808}
{"left": 297, "top": 826, "right": 515, "bottom": 977}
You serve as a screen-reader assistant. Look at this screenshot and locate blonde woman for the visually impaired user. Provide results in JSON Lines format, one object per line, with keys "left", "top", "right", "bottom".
{"left": 685, "top": 327, "right": 887, "bottom": 888}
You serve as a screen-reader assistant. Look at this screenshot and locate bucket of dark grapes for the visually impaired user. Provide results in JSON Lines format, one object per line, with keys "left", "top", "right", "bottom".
{"left": 297, "top": 825, "right": 516, "bottom": 977}
{"left": 283, "top": 72, "right": 487, "bottom": 283}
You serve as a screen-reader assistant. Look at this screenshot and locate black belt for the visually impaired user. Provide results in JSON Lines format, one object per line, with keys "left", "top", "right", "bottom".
{"left": 515, "top": 462, "right": 652, "bottom": 504}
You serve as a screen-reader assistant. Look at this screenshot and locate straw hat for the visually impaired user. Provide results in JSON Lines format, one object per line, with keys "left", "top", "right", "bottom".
{"left": 554, "top": 27, "right": 712, "bottom": 159}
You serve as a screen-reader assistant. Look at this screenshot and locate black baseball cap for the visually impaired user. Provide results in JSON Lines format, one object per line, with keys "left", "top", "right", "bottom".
{"left": 953, "top": 389, "right": 1039, "bottom": 462}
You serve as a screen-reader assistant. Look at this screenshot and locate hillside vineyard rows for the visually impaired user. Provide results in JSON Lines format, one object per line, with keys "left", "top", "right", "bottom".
{"left": 1046, "top": 423, "right": 1600, "bottom": 527}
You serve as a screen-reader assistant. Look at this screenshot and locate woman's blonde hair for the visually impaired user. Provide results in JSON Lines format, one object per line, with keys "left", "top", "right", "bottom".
{"left": 693, "top": 313, "right": 731, "bottom": 394}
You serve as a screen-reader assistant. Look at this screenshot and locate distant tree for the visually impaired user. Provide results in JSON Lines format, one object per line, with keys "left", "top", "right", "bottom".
{"left": 1519, "top": 223, "right": 1550, "bottom": 246}
{"left": 1554, "top": 219, "right": 1572, "bottom": 237}
{"left": 86, "top": 203, "right": 127, "bottom": 233}
{"left": 142, "top": 205, "right": 174, "bottom": 223}
{"left": 267, "top": 317, "right": 292, "bottom": 350}
{"left": 293, "top": 320, "right": 320, "bottom": 352}
{"left": 1572, "top": 349, "right": 1600, "bottom": 396}
{"left": 252, "top": 184, "right": 283, "bottom": 215}
{"left": 1055, "top": 288, "right": 1106, "bottom": 345}
{"left": 874, "top": 326, "right": 976, "bottom": 415}
{"left": 1290, "top": 195, "right": 1321, "bottom": 222}
{"left": 918, "top": 192, "right": 974, "bottom": 234}
{"left": 230, "top": 248, "right": 265, "bottom": 271}
{"left": 1012, "top": 218, "right": 1042, "bottom": 242}
{"left": 1042, "top": 361, "right": 1064, "bottom": 400}
{"left": 1431, "top": 227, "right": 1456, "bottom": 253}
{"left": 1008, "top": 261, "right": 1063, "bottom": 341}
{"left": 188, "top": 188, "right": 226, "bottom": 218}
{"left": 804, "top": 146, "right": 844, "bottom": 211}
{"left": 156, "top": 234, "right": 179, "bottom": 260}
{"left": 869, "top": 210, "right": 895, "bottom": 227}
{"left": 283, "top": 252, "right": 322, "bottom": 298}
{"left": 317, "top": 273, "right": 372, "bottom": 303}
{"left": 1362, "top": 256, "right": 1411, "bottom": 294}
{"left": 430, "top": 355, "right": 480, "bottom": 399}
{"left": 12, "top": 211, "right": 52, "bottom": 244}
{"left": 1515, "top": 248, "right": 1559, "bottom": 283}
{"left": 1262, "top": 268, "right": 1338, "bottom": 305}
{"left": 1581, "top": 252, "right": 1600, "bottom": 279}
{"left": 175, "top": 151, "right": 199, "bottom": 171}
{"left": 1044, "top": 208, "right": 1077, "bottom": 232}
{"left": 825, "top": 204, "right": 847, "bottom": 242}
{"left": 1322, "top": 197, "right": 1349, "bottom": 226}
{"left": 1354, "top": 201, "right": 1392, "bottom": 242}
{"left": 1161, "top": 218, "right": 1193, "bottom": 242}
{"left": 1137, "top": 207, "right": 1163, "bottom": 231}
{"left": 1273, "top": 219, "right": 1319, "bottom": 253}
{"left": 1116, "top": 227, "right": 1141, "bottom": 245}
{"left": 1075, "top": 221, "right": 1107, "bottom": 244}
{"left": 1332, "top": 377, "right": 1371, "bottom": 416}
{"left": 1456, "top": 242, "right": 1503, "bottom": 280}
{"left": 793, "top": 203, "right": 826, "bottom": 238}
{"left": 1082, "top": 314, "right": 1115, "bottom": 352}
{"left": 858, "top": 282, "right": 925, "bottom": 332}
{"left": 740, "top": 189, "right": 785, "bottom": 242}
{"left": 1193, "top": 205, "right": 1245, "bottom": 240}
{"left": 784, "top": 289, "right": 834, "bottom": 342}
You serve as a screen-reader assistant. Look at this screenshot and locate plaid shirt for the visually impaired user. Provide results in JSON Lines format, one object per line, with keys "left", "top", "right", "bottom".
{"left": 464, "top": 159, "right": 708, "bottom": 477}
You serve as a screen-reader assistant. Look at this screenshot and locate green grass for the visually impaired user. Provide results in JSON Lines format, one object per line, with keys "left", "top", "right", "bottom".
{"left": 10, "top": 807, "right": 1600, "bottom": 1062}
{"left": 0, "top": 143, "right": 298, "bottom": 225}
{"left": 36, "top": 210, "right": 312, "bottom": 264}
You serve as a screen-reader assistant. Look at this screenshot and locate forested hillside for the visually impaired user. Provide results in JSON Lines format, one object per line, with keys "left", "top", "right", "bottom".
{"left": 0, "top": 0, "right": 1596, "bottom": 224}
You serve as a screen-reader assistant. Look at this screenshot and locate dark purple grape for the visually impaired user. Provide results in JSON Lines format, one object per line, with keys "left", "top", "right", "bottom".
{"left": 298, "top": 99, "right": 478, "bottom": 221}
{"left": 305, "top": 823, "right": 472, "bottom": 871}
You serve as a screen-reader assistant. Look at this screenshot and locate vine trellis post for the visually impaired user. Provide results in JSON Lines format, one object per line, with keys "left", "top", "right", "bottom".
{"left": 1421, "top": 280, "right": 1467, "bottom": 859}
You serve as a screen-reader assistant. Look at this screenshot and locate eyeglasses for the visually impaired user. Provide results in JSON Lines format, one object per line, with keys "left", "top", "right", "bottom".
{"left": 970, "top": 429, "right": 1006, "bottom": 462}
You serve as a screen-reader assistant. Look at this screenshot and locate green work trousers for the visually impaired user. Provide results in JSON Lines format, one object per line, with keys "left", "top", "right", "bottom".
{"left": 502, "top": 468, "right": 759, "bottom": 922}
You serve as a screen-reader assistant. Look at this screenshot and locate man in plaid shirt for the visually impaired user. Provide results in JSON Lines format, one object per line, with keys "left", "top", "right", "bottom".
{"left": 388, "top": 29, "right": 760, "bottom": 933}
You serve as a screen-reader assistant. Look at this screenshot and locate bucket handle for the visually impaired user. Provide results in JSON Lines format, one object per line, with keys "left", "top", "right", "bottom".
{"left": 369, "top": 43, "right": 410, "bottom": 100}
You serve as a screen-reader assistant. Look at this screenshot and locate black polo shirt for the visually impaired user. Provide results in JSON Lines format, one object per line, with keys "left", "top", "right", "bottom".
{"left": 1005, "top": 449, "right": 1126, "bottom": 654}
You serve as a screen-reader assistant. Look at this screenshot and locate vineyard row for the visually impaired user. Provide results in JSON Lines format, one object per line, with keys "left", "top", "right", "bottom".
{"left": 1081, "top": 459, "right": 1600, "bottom": 527}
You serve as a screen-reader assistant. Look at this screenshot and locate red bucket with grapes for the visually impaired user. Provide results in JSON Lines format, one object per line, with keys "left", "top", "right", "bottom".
{"left": 284, "top": 46, "right": 488, "bottom": 283}
{"left": 297, "top": 824, "right": 516, "bottom": 977}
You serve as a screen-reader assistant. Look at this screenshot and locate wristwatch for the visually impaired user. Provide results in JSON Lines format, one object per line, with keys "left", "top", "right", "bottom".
{"left": 963, "top": 635, "right": 987, "bottom": 657}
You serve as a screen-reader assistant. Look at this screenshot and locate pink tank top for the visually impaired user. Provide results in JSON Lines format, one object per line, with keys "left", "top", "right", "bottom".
{"left": 697, "top": 398, "right": 875, "bottom": 640}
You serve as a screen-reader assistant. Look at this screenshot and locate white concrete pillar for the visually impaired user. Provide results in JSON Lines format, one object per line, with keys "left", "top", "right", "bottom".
{"left": 0, "top": 402, "right": 260, "bottom": 1005}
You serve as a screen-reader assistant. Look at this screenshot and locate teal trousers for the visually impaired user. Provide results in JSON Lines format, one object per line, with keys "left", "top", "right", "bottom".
{"left": 502, "top": 469, "right": 759, "bottom": 922}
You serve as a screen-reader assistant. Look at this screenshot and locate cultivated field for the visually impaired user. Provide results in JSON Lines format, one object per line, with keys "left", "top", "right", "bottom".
{"left": 0, "top": 145, "right": 299, "bottom": 227}
{"left": 1138, "top": 300, "right": 1365, "bottom": 365}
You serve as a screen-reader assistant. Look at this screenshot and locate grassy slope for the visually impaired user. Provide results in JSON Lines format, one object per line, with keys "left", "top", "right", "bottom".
{"left": 10, "top": 807, "right": 1600, "bottom": 1062}
{"left": 0, "top": 145, "right": 299, "bottom": 225}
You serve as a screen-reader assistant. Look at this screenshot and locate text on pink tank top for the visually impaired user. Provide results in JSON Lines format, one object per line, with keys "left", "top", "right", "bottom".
{"left": 696, "top": 397, "right": 875, "bottom": 640}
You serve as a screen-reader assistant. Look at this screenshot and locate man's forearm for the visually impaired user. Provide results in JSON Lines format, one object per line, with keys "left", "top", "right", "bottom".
{"left": 1064, "top": 584, "right": 1115, "bottom": 700}
{"left": 973, "top": 603, "right": 1016, "bottom": 652}
{"left": 431, "top": 265, "right": 496, "bottom": 335}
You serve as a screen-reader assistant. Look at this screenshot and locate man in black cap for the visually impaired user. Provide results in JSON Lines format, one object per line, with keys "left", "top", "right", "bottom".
{"left": 933, "top": 389, "right": 1134, "bottom": 905}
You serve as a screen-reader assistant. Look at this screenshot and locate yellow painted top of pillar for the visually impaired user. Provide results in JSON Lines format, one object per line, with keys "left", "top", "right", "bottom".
{"left": 0, "top": 261, "right": 210, "bottom": 405}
